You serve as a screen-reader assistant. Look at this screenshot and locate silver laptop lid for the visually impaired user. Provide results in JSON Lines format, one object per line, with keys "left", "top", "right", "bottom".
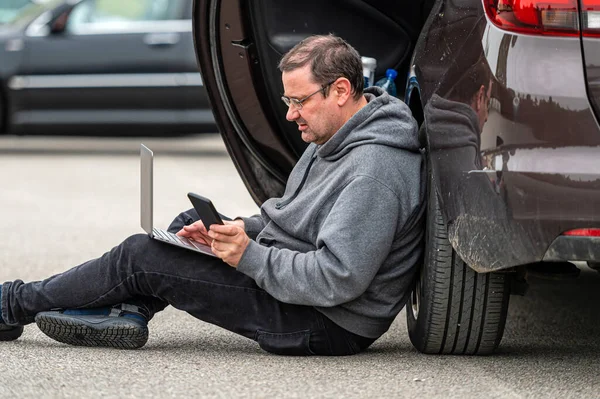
{"left": 140, "top": 144, "right": 153, "bottom": 235}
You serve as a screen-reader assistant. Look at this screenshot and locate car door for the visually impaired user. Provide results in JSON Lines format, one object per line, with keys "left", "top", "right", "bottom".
{"left": 11, "top": 0, "right": 206, "bottom": 134}
{"left": 192, "top": 0, "right": 430, "bottom": 205}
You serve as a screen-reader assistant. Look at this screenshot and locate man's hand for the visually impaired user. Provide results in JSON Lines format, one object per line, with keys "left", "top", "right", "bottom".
{"left": 208, "top": 223, "right": 250, "bottom": 268}
{"left": 177, "top": 219, "right": 245, "bottom": 248}
{"left": 176, "top": 220, "right": 211, "bottom": 245}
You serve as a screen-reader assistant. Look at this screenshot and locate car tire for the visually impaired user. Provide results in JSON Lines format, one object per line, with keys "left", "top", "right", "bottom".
{"left": 406, "top": 176, "right": 511, "bottom": 355}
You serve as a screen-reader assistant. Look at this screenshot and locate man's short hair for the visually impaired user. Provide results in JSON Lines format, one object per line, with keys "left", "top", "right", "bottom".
{"left": 447, "top": 55, "right": 494, "bottom": 105}
{"left": 279, "top": 34, "right": 364, "bottom": 101}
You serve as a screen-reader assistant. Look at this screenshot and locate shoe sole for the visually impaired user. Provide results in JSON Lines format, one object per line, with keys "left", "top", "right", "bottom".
{"left": 0, "top": 325, "right": 24, "bottom": 341}
{"left": 35, "top": 312, "right": 148, "bottom": 349}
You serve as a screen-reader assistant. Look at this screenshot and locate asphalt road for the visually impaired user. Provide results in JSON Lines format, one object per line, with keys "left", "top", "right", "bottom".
{"left": 0, "top": 135, "right": 598, "bottom": 398}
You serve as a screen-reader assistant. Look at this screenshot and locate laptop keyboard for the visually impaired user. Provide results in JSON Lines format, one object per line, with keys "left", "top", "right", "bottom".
{"left": 153, "top": 228, "right": 202, "bottom": 250}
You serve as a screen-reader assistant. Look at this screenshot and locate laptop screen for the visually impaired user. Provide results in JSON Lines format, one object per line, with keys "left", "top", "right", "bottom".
{"left": 140, "top": 144, "right": 153, "bottom": 234}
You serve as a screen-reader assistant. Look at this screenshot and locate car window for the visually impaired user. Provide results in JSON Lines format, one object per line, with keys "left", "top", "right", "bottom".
{"left": 66, "top": 0, "right": 189, "bottom": 33}
{"left": 0, "top": 0, "right": 59, "bottom": 25}
{"left": 0, "top": 0, "right": 33, "bottom": 23}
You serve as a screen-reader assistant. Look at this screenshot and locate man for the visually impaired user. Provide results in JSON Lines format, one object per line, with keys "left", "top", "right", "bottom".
{"left": 0, "top": 34, "right": 424, "bottom": 355}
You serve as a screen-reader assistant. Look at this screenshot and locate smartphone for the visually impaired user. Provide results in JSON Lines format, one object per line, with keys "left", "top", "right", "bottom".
{"left": 187, "top": 193, "right": 224, "bottom": 230}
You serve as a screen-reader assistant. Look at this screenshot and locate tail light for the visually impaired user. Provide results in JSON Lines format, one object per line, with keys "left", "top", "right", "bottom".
{"left": 582, "top": 0, "right": 600, "bottom": 37}
{"left": 483, "top": 0, "right": 579, "bottom": 36}
{"left": 483, "top": 0, "right": 600, "bottom": 37}
{"left": 562, "top": 228, "right": 600, "bottom": 236}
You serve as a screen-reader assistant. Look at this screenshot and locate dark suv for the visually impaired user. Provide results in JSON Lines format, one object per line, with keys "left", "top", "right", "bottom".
{"left": 191, "top": 0, "right": 600, "bottom": 355}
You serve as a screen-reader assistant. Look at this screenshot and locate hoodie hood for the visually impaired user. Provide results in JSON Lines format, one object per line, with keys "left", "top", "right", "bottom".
{"left": 317, "top": 86, "right": 419, "bottom": 161}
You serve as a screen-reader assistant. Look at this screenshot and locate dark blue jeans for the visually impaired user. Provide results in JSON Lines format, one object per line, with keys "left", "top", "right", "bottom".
{"left": 1, "top": 209, "right": 375, "bottom": 355}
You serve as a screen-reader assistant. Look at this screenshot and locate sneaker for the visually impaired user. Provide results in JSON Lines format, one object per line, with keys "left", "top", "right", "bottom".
{"left": 35, "top": 304, "right": 149, "bottom": 349}
{"left": 0, "top": 323, "right": 24, "bottom": 341}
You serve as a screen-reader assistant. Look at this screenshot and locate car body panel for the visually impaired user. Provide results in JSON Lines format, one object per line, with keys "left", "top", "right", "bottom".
{"left": 193, "top": 0, "right": 289, "bottom": 204}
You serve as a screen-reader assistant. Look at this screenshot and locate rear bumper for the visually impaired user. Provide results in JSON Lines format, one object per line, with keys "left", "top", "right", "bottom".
{"left": 543, "top": 236, "right": 600, "bottom": 262}
{"left": 446, "top": 167, "right": 600, "bottom": 273}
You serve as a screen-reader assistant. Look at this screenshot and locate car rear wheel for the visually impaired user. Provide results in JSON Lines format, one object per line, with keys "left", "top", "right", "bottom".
{"left": 406, "top": 176, "right": 511, "bottom": 355}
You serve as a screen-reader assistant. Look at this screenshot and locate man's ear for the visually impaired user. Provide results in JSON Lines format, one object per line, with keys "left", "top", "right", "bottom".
{"left": 475, "top": 84, "right": 486, "bottom": 111}
{"left": 332, "top": 78, "right": 352, "bottom": 106}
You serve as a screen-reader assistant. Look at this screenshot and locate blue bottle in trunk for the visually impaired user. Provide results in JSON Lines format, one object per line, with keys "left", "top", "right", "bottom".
{"left": 375, "top": 69, "right": 398, "bottom": 97}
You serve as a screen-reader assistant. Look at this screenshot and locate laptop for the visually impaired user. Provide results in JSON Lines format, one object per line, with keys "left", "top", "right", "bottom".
{"left": 140, "top": 144, "right": 217, "bottom": 257}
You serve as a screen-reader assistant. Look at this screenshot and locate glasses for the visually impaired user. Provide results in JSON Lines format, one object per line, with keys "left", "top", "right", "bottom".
{"left": 281, "top": 80, "right": 337, "bottom": 110}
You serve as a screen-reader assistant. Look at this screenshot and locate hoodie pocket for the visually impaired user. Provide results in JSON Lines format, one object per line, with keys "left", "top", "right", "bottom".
{"left": 256, "top": 330, "right": 314, "bottom": 356}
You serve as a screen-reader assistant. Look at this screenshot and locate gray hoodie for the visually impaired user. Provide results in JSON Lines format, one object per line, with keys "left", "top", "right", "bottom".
{"left": 237, "top": 87, "right": 425, "bottom": 338}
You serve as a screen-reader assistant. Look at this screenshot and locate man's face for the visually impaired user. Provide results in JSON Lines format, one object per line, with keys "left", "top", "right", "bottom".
{"left": 281, "top": 65, "right": 341, "bottom": 145}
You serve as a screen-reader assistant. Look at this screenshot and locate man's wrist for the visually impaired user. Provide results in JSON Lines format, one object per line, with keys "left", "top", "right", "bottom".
{"left": 236, "top": 219, "right": 245, "bottom": 230}
{"left": 228, "top": 218, "right": 245, "bottom": 230}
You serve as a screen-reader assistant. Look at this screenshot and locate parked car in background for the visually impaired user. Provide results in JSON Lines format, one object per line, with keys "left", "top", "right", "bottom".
{"left": 191, "top": 0, "right": 600, "bottom": 355}
{"left": 0, "top": 0, "right": 215, "bottom": 135}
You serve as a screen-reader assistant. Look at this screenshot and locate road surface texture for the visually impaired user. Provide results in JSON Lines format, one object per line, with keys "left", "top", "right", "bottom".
{"left": 1, "top": 135, "right": 598, "bottom": 398}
